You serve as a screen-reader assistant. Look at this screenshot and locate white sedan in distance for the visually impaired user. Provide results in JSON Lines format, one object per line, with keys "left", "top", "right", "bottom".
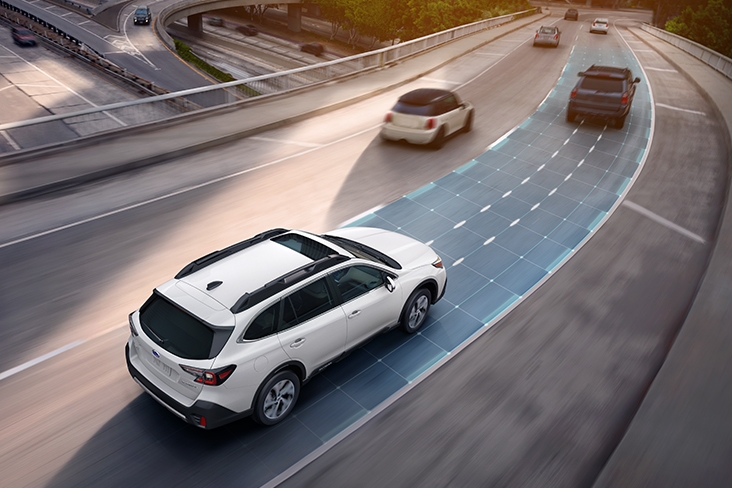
{"left": 590, "top": 18, "right": 609, "bottom": 34}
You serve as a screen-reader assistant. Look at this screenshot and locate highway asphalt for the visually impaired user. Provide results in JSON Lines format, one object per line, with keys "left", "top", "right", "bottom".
{"left": 0, "top": 5, "right": 732, "bottom": 486}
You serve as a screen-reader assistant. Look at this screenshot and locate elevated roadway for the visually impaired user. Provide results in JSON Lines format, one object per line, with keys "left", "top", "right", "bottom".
{"left": 0, "top": 7, "right": 729, "bottom": 488}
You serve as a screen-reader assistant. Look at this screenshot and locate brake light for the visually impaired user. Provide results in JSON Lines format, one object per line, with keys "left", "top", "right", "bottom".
{"left": 432, "top": 257, "right": 444, "bottom": 268}
{"left": 554, "top": 34, "right": 559, "bottom": 40}
{"left": 570, "top": 87, "right": 577, "bottom": 99}
{"left": 535, "top": 32, "right": 539, "bottom": 38}
{"left": 384, "top": 112, "right": 392, "bottom": 123}
{"left": 425, "top": 118, "right": 437, "bottom": 129}
{"left": 128, "top": 313, "right": 139, "bottom": 337}
{"left": 621, "top": 92, "right": 629, "bottom": 104}
{"left": 180, "top": 364, "right": 237, "bottom": 385}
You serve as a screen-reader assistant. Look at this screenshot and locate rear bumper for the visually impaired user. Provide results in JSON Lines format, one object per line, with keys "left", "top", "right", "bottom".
{"left": 381, "top": 124, "right": 438, "bottom": 145}
{"left": 126, "top": 343, "right": 251, "bottom": 429}
{"left": 568, "top": 101, "right": 629, "bottom": 119}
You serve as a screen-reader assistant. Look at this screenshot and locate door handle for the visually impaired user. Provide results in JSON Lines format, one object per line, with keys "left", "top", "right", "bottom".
{"left": 348, "top": 310, "right": 361, "bottom": 319}
{"left": 290, "top": 338, "right": 306, "bottom": 348}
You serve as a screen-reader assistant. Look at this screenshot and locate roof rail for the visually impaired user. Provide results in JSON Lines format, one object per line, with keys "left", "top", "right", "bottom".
{"left": 230, "top": 254, "right": 349, "bottom": 314}
{"left": 174, "top": 228, "right": 290, "bottom": 279}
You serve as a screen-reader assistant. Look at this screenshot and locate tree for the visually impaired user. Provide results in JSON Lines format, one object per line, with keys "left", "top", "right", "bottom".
{"left": 665, "top": 0, "right": 732, "bottom": 57}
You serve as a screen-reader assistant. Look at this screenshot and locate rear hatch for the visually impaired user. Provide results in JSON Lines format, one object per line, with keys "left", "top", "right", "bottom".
{"left": 390, "top": 101, "right": 433, "bottom": 129}
{"left": 132, "top": 287, "right": 234, "bottom": 405}
{"left": 575, "top": 77, "right": 624, "bottom": 112}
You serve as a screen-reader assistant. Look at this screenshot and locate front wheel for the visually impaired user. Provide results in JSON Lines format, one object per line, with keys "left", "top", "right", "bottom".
{"left": 401, "top": 288, "right": 432, "bottom": 334}
{"left": 252, "top": 370, "right": 300, "bottom": 426}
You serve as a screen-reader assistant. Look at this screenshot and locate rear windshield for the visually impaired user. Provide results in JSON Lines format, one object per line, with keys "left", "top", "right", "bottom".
{"left": 392, "top": 102, "right": 435, "bottom": 116}
{"left": 580, "top": 77, "right": 623, "bottom": 93}
{"left": 539, "top": 27, "right": 555, "bottom": 34}
{"left": 139, "top": 294, "right": 232, "bottom": 360}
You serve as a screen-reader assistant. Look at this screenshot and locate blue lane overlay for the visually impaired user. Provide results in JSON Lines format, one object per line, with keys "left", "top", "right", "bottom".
{"left": 234, "top": 37, "right": 652, "bottom": 488}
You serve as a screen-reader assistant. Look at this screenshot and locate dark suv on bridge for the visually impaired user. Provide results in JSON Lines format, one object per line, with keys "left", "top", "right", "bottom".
{"left": 566, "top": 65, "right": 641, "bottom": 129}
{"left": 134, "top": 6, "right": 152, "bottom": 25}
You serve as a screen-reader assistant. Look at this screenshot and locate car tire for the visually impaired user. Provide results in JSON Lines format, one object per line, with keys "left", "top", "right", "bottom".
{"left": 252, "top": 370, "right": 300, "bottom": 426}
{"left": 463, "top": 111, "right": 474, "bottom": 133}
{"left": 400, "top": 288, "right": 432, "bottom": 334}
{"left": 430, "top": 127, "right": 445, "bottom": 150}
{"left": 566, "top": 110, "right": 576, "bottom": 122}
{"left": 614, "top": 115, "right": 626, "bottom": 129}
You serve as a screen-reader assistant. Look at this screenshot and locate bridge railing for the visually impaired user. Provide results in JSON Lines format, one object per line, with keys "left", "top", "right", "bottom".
{"left": 641, "top": 23, "right": 732, "bottom": 81}
{"left": 0, "top": 8, "right": 538, "bottom": 154}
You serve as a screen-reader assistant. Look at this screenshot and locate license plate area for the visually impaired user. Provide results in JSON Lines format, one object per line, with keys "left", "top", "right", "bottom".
{"left": 152, "top": 355, "right": 173, "bottom": 377}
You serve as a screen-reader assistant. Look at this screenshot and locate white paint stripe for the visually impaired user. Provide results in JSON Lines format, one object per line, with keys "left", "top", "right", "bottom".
{"left": 480, "top": 205, "right": 491, "bottom": 212}
{"left": 622, "top": 200, "right": 706, "bottom": 244}
{"left": 0, "top": 341, "right": 84, "bottom": 382}
{"left": 531, "top": 203, "right": 540, "bottom": 211}
{"left": 474, "top": 51, "right": 502, "bottom": 56}
{"left": 549, "top": 188, "right": 557, "bottom": 196}
{"left": 510, "top": 219, "right": 520, "bottom": 227}
{"left": 1, "top": 123, "right": 384, "bottom": 250}
{"left": 484, "top": 237, "right": 495, "bottom": 245}
{"left": 656, "top": 103, "right": 706, "bottom": 116}
{"left": 0, "top": 45, "right": 127, "bottom": 127}
{"left": 0, "top": 323, "right": 124, "bottom": 382}
{"left": 645, "top": 67, "right": 677, "bottom": 73}
{"left": 502, "top": 191, "right": 511, "bottom": 198}
{"left": 452, "top": 258, "right": 464, "bottom": 266}
{"left": 1, "top": 130, "right": 21, "bottom": 150}
{"left": 421, "top": 77, "right": 461, "bottom": 85}
{"left": 250, "top": 136, "right": 323, "bottom": 148}
{"left": 454, "top": 220, "right": 465, "bottom": 229}
{"left": 0, "top": 85, "right": 15, "bottom": 92}
{"left": 633, "top": 49, "right": 654, "bottom": 52}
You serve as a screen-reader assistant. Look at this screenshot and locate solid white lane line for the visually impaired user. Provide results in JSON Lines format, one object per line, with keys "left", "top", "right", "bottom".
{"left": 250, "top": 136, "right": 323, "bottom": 147}
{"left": 0, "top": 341, "right": 85, "bottom": 382}
{"left": 421, "top": 78, "right": 461, "bottom": 85}
{"left": 645, "top": 67, "right": 677, "bottom": 73}
{"left": 0, "top": 45, "right": 127, "bottom": 126}
{"left": 1, "top": 130, "right": 20, "bottom": 150}
{"left": 656, "top": 103, "right": 706, "bottom": 116}
{"left": 1, "top": 123, "right": 384, "bottom": 250}
{"left": 622, "top": 200, "right": 706, "bottom": 244}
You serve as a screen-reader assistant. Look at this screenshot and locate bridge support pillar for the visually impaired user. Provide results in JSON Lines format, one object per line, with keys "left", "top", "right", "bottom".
{"left": 287, "top": 4, "right": 302, "bottom": 33}
{"left": 188, "top": 13, "right": 203, "bottom": 35}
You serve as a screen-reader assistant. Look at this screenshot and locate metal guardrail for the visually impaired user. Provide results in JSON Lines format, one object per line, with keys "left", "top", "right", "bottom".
{"left": 0, "top": 8, "right": 538, "bottom": 152}
{"left": 641, "top": 23, "right": 732, "bottom": 81}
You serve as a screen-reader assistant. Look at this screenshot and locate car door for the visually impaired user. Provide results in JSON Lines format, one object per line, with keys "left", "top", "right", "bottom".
{"left": 276, "top": 277, "right": 347, "bottom": 375}
{"left": 330, "top": 265, "right": 403, "bottom": 350}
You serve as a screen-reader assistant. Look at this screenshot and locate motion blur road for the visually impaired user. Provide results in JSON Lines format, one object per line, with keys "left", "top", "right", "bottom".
{"left": 0, "top": 8, "right": 728, "bottom": 488}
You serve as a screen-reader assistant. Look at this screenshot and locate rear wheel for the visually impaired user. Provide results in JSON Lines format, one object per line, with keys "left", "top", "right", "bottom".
{"left": 401, "top": 288, "right": 432, "bottom": 334}
{"left": 614, "top": 115, "right": 626, "bottom": 129}
{"left": 566, "top": 110, "right": 576, "bottom": 122}
{"left": 430, "top": 127, "right": 445, "bottom": 149}
{"left": 252, "top": 370, "right": 300, "bottom": 426}
{"left": 463, "top": 111, "right": 474, "bottom": 133}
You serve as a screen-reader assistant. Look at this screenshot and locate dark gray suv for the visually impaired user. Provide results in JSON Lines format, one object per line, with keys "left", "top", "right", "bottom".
{"left": 567, "top": 65, "right": 641, "bottom": 129}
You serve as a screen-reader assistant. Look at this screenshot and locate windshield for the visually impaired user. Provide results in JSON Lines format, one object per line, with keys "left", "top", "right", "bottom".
{"left": 139, "top": 294, "right": 232, "bottom": 360}
{"left": 135, "top": 8, "right": 148, "bottom": 15}
{"left": 320, "top": 234, "right": 402, "bottom": 269}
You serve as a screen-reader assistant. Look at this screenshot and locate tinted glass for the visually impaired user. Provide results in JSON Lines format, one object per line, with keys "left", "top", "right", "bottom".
{"left": 140, "top": 295, "right": 231, "bottom": 360}
{"left": 243, "top": 302, "right": 279, "bottom": 340}
{"left": 272, "top": 234, "right": 335, "bottom": 260}
{"left": 135, "top": 8, "right": 148, "bottom": 14}
{"left": 331, "top": 266, "right": 385, "bottom": 302}
{"left": 539, "top": 27, "right": 555, "bottom": 34}
{"left": 392, "top": 102, "right": 435, "bottom": 116}
{"left": 580, "top": 78, "right": 623, "bottom": 93}
{"left": 281, "top": 278, "right": 336, "bottom": 330}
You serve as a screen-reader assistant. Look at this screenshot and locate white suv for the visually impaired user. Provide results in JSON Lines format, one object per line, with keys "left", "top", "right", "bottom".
{"left": 126, "top": 227, "right": 447, "bottom": 429}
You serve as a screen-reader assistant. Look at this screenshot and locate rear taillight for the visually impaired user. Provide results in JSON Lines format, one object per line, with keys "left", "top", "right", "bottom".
{"left": 535, "top": 32, "right": 539, "bottom": 38}
{"left": 554, "top": 34, "right": 559, "bottom": 40}
{"left": 570, "top": 87, "right": 578, "bottom": 99}
{"left": 180, "top": 364, "right": 237, "bottom": 386}
{"left": 621, "top": 92, "right": 629, "bottom": 104}
{"left": 384, "top": 112, "right": 392, "bottom": 123}
{"left": 128, "top": 313, "right": 139, "bottom": 337}
{"left": 425, "top": 118, "right": 437, "bottom": 129}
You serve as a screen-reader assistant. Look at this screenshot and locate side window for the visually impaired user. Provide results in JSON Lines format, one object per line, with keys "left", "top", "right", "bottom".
{"left": 243, "top": 302, "right": 280, "bottom": 340}
{"left": 331, "top": 266, "right": 385, "bottom": 303}
{"left": 442, "top": 95, "right": 459, "bottom": 113}
{"left": 280, "top": 277, "right": 336, "bottom": 331}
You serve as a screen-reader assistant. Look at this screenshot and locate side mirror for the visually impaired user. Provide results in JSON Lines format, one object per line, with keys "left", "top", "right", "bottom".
{"left": 634, "top": 77, "right": 641, "bottom": 83}
{"left": 385, "top": 276, "right": 396, "bottom": 293}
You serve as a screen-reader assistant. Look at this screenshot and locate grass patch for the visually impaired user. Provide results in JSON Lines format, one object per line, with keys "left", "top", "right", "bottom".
{"left": 173, "top": 39, "right": 260, "bottom": 96}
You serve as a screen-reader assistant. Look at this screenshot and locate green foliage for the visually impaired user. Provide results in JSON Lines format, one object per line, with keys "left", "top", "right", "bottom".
{"left": 665, "top": 0, "right": 732, "bottom": 57}
{"left": 174, "top": 39, "right": 236, "bottom": 82}
{"left": 314, "top": 0, "right": 532, "bottom": 43}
